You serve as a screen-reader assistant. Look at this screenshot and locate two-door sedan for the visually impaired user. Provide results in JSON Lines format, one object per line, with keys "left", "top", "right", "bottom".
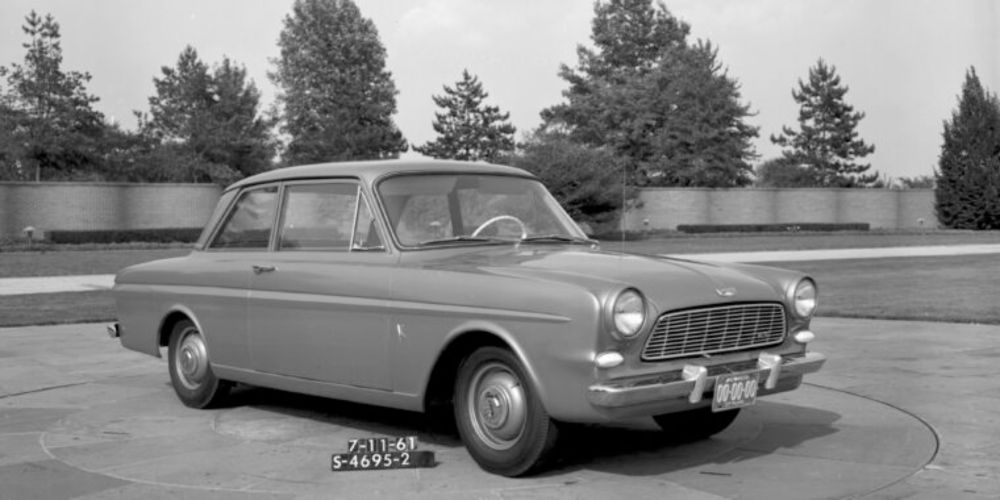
{"left": 110, "top": 159, "right": 826, "bottom": 476}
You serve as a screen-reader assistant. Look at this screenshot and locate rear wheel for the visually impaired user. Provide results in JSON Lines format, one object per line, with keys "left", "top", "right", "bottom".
{"left": 653, "top": 407, "right": 741, "bottom": 442}
{"left": 167, "top": 319, "right": 230, "bottom": 408}
{"left": 454, "top": 346, "right": 558, "bottom": 477}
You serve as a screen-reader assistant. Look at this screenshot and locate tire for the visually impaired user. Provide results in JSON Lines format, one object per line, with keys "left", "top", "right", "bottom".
{"left": 653, "top": 407, "right": 741, "bottom": 442}
{"left": 453, "top": 346, "right": 558, "bottom": 477}
{"left": 167, "top": 319, "right": 231, "bottom": 409}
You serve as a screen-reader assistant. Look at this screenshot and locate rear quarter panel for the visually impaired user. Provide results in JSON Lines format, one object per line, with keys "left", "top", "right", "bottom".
{"left": 113, "top": 252, "right": 253, "bottom": 368}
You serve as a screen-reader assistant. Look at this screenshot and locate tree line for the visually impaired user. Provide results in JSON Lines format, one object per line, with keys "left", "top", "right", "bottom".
{"left": 1, "top": 1, "right": 996, "bottom": 229}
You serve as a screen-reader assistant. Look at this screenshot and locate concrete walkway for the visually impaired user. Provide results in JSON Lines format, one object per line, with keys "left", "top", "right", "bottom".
{"left": 1, "top": 317, "right": 997, "bottom": 499}
{"left": 667, "top": 243, "right": 1000, "bottom": 263}
{"left": 2, "top": 243, "right": 999, "bottom": 296}
{"left": 0, "top": 275, "right": 115, "bottom": 296}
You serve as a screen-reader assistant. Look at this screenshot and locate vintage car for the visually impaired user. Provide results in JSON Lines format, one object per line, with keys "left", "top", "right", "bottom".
{"left": 110, "top": 159, "right": 825, "bottom": 476}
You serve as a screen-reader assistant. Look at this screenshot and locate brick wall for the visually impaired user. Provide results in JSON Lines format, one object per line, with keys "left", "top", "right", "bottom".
{"left": 0, "top": 182, "right": 222, "bottom": 237}
{"left": 0, "top": 183, "right": 938, "bottom": 238}
{"left": 623, "top": 188, "right": 937, "bottom": 230}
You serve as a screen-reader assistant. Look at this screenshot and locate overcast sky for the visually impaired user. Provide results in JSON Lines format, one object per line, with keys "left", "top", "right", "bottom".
{"left": 1, "top": 0, "right": 996, "bottom": 180}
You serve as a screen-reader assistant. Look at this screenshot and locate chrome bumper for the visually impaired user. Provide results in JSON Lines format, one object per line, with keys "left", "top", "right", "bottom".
{"left": 107, "top": 322, "right": 120, "bottom": 339}
{"left": 587, "top": 351, "right": 826, "bottom": 408}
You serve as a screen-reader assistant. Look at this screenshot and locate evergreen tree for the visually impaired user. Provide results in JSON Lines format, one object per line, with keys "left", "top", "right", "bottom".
{"left": 935, "top": 67, "right": 1000, "bottom": 229}
{"left": 143, "top": 46, "right": 275, "bottom": 183}
{"left": 271, "top": 0, "right": 407, "bottom": 164}
{"left": 771, "top": 59, "right": 877, "bottom": 187}
{"left": 542, "top": 0, "right": 758, "bottom": 187}
{"left": 509, "top": 130, "right": 633, "bottom": 229}
{"left": 754, "top": 157, "right": 822, "bottom": 187}
{"left": 415, "top": 70, "right": 515, "bottom": 161}
{"left": 0, "top": 11, "right": 106, "bottom": 181}
{"left": 0, "top": 99, "right": 28, "bottom": 179}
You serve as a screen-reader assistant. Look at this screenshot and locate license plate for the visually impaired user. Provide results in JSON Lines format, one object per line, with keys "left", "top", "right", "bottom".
{"left": 331, "top": 451, "right": 435, "bottom": 471}
{"left": 712, "top": 372, "right": 759, "bottom": 412}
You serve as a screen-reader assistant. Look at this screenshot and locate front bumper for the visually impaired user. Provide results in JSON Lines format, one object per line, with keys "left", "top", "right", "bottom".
{"left": 587, "top": 351, "right": 826, "bottom": 408}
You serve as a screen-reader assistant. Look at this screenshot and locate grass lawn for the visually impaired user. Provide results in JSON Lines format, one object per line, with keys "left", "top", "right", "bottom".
{"left": 767, "top": 254, "right": 1000, "bottom": 325}
{"left": 1, "top": 230, "right": 999, "bottom": 278}
{"left": 0, "top": 291, "right": 114, "bottom": 327}
{"left": 615, "top": 230, "right": 1000, "bottom": 255}
{"left": 0, "top": 232, "right": 998, "bottom": 327}
{"left": 0, "top": 248, "right": 191, "bottom": 277}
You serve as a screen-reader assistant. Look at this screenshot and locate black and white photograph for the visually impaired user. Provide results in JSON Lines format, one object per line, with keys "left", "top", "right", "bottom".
{"left": 0, "top": 0, "right": 997, "bottom": 498}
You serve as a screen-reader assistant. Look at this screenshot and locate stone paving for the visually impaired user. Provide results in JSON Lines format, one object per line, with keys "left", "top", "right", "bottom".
{"left": 0, "top": 317, "right": 997, "bottom": 499}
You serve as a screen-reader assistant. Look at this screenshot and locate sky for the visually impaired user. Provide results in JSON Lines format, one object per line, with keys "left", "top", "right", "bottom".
{"left": 0, "top": 0, "right": 997, "bottom": 181}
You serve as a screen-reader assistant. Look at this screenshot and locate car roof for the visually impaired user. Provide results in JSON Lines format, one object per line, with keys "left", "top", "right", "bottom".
{"left": 227, "top": 159, "right": 536, "bottom": 191}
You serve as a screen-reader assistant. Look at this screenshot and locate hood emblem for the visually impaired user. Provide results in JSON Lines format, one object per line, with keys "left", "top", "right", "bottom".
{"left": 716, "top": 287, "right": 737, "bottom": 297}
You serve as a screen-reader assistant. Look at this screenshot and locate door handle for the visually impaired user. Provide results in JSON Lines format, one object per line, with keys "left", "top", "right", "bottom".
{"left": 252, "top": 265, "right": 276, "bottom": 275}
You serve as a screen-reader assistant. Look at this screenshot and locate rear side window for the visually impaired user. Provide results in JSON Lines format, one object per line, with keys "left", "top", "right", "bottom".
{"left": 278, "top": 183, "right": 359, "bottom": 251}
{"left": 209, "top": 186, "right": 278, "bottom": 249}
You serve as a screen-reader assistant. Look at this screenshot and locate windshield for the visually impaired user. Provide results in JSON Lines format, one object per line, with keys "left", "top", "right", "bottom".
{"left": 378, "top": 174, "right": 588, "bottom": 247}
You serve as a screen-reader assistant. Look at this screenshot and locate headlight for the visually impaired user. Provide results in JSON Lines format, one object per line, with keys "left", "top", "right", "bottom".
{"left": 790, "top": 278, "right": 818, "bottom": 318}
{"left": 612, "top": 289, "right": 645, "bottom": 338}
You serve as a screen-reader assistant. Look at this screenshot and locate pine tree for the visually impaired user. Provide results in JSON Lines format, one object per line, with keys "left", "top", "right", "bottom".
{"left": 935, "top": 67, "right": 1000, "bottom": 229}
{"left": 510, "top": 130, "right": 633, "bottom": 228}
{"left": 542, "top": 0, "right": 758, "bottom": 187}
{"left": 0, "top": 11, "right": 105, "bottom": 181}
{"left": 771, "top": 59, "right": 877, "bottom": 187}
{"left": 271, "top": 0, "right": 407, "bottom": 164}
{"left": 415, "top": 70, "right": 515, "bottom": 161}
{"left": 754, "top": 157, "right": 822, "bottom": 187}
{"left": 143, "top": 46, "right": 275, "bottom": 182}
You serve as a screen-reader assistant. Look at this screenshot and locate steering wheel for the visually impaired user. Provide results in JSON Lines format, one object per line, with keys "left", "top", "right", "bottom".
{"left": 471, "top": 215, "right": 527, "bottom": 239}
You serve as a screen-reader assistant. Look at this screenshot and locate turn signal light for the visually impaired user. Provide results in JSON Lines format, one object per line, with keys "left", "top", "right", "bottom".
{"left": 794, "top": 330, "right": 815, "bottom": 344}
{"left": 595, "top": 351, "right": 624, "bottom": 368}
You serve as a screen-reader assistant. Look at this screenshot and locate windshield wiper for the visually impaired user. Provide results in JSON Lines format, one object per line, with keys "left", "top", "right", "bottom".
{"left": 419, "top": 235, "right": 510, "bottom": 246}
{"left": 519, "top": 234, "right": 599, "bottom": 246}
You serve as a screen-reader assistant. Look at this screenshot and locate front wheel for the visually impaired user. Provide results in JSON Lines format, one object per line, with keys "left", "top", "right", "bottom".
{"left": 454, "top": 347, "right": 558, "bottom": 477}
{"left": 653, "top": 407, "right": 741, "bottom": 442}
{"left": 167, "top": 319, "right": 231, "bottom": 409}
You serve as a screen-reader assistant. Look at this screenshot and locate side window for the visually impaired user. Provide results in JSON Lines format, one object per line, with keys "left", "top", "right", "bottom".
{"left": 278, "top": 183, "right": 358, "bottom": 251}
{"left": 196, "top": 189, "right": 238, "bottom": 249}
{"left": 352, "top": 195, "right": 384, "bottom": 250}
{"left": 209, "top": 186, "right": 277, "bottom": 249}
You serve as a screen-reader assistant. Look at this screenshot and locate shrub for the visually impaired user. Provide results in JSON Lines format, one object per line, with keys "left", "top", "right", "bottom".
{"left": 46, "top": 228, "right": 202, "bottom": 245}
{"left": 677, "top": 223, "right": 869, "bottom": 234}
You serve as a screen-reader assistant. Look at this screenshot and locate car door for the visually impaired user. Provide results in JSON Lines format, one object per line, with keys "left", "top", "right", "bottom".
{"left": 246, "top": 180, "right": 395, "bottom": 390}
{"left": 194, "top": 184, "right": 279, "bottom": 370}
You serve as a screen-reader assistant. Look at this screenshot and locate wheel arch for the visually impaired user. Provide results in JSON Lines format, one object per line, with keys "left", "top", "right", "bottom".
{"left": 422, "top": 323, "right": 548, "bottom": 416}
{"left": 157, "top": 305, "right": 206, "bottom": 348}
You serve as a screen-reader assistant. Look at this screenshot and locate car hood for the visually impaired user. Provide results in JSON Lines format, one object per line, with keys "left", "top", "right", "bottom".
{"left": 416, "top": 245, "right": 797, "bottom": 312}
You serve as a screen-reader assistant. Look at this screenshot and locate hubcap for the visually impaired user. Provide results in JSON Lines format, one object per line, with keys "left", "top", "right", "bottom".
{"left": 467, "top": 362, "right": 527, "bottom": 450}
{"left": 175, "top": 327, "right": 209, "bottom": 390}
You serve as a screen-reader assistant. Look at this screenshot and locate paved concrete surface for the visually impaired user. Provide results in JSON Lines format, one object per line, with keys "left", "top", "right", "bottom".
{"left": 0, "top": 275, "right": 114, "bottom": 296}
{"left": 2, "top": 244, "right": 999, "bottom": 296}
{"left": 1, "top": 318, "right": 997, "bottom": 499}
{"left": 667, "top": 243, "right": 1000, "bottom": 263}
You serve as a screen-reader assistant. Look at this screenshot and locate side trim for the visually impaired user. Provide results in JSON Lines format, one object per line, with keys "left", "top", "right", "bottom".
{"left": 386, "top": 299, "right": 570, "bottom": 323}
{"left": 213, "top": 365, "right": 422, "bottom": 412}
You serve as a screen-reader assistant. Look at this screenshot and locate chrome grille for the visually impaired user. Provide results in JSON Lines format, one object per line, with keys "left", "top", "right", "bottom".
{"left": 641, "top": 303, "right": 786, "bottom": 361}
